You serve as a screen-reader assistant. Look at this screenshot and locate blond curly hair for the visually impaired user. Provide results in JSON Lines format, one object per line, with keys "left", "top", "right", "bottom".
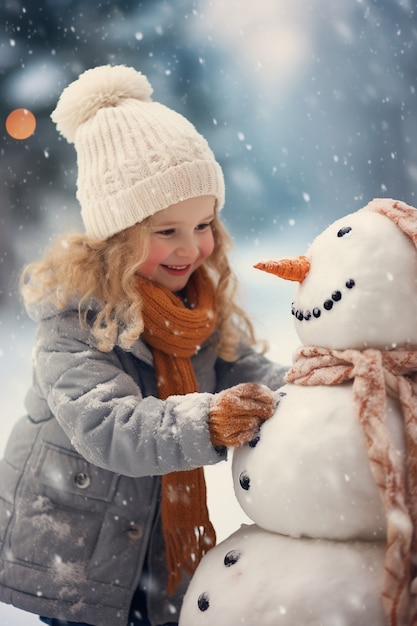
{"left": 21, "top": 214, "right": 261, "bottom": 361}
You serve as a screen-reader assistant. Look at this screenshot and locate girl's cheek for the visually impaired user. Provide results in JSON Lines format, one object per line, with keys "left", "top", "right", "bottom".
{"left": 202, "top": 232, "right": 215, "bottom": 259}
{"left": 137, "top": 241, "right": 168, "bottom": 276}
{"left": 136, "top": 259, "right": 156, "bottom": 277}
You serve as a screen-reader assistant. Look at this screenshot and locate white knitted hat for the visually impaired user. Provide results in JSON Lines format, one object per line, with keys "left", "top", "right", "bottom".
{"left": 51, "top": 65, "right": 225, "bottom": 239}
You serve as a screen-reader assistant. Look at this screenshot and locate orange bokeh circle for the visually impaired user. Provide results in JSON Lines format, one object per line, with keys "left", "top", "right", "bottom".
{"left": 6, "top": 108, "right": 36, "bottom": 140}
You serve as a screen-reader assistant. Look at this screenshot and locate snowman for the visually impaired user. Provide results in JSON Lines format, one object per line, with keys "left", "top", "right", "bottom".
{"left": 179, "top": 198, "right": 417, "bottom": 626}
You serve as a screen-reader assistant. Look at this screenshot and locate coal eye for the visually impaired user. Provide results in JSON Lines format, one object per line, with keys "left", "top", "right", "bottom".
{"left": 337, "top": 226, "right": 352, "bottom": 237}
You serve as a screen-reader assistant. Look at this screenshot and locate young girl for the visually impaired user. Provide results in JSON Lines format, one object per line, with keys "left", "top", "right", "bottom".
{"left": 0, "top": 65, "right": 286, "bottom": 626}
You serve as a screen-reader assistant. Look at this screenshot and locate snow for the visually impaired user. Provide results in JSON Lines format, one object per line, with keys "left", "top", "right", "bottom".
{"left": 179, "top": 524, "right": 387, "bottom": 626}
{"left": 2, "top": 0, "right": 417, "bottom": 621}
{"left": 231, "top": 383, "right": 393, "bottom": 540}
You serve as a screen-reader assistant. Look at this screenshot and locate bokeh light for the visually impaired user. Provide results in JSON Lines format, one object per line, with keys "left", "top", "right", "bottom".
{"left": 5, "top": 108, "right": 36, "bottom": 140}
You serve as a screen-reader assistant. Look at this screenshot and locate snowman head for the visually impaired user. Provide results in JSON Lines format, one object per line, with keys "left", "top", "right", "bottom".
{"left": 256, "top": 198, "right": 417, "bottom": 350}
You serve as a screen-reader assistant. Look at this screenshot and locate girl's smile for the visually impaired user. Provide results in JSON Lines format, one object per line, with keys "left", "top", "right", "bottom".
{"left": 162, "top": 264, "right": 192, "bottom": 275}
{"left": 136, "top": 195, "right": 216, "bottom": 291}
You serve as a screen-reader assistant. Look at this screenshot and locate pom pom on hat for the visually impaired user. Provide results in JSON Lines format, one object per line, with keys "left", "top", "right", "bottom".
{"left": 51, "top": 64, "right": 225, "bottom": 239}
{"left": 51, "top": 65, "right": 153, "bottom": 143}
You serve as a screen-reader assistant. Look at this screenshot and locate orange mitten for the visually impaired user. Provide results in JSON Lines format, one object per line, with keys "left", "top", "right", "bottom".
{"left": 209, "top": 383, "right": 276, "bottom": 448}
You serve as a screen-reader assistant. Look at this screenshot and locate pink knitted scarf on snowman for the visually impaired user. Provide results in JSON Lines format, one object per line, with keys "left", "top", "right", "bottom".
{"left": 286, "top": 345, "right": 417, "bottom": 626}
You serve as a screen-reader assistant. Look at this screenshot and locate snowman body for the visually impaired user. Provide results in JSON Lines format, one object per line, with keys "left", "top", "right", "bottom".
{"left": 179, "top": 524, "right": 387, "bottom": 626}
{"left": 232, "top": 382, "right": 405, "bottom": 540}
{"left": 179, "top": 200, "right": 417, "bottom": 626}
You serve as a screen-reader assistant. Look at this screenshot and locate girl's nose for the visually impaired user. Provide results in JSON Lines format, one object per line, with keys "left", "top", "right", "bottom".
{"left": 176, "top": 234, "right": 199, "bottom": 257}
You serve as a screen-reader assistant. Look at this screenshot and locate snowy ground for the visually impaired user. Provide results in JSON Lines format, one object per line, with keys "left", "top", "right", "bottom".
{"left": 0, "top": 238, "right": 301, "bottom": 625}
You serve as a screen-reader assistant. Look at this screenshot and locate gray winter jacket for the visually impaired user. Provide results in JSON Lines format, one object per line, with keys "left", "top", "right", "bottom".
{"left": 0, "top": 300, "right": 286, "bottom": 626}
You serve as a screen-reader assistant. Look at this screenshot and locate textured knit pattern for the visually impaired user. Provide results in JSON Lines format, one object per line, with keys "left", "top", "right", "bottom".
{"left": 209, "top": 383, "right": 276, "bottom": 447}
{"left": 286, "top": 346, "right": 417, "bottom": 626}
{"left": 362, "top": 198, "right": 417, "bottom": 247}
{"left": 138, "top": 266, "right": 218, "bottom": 594}
{"left": 51, "top": 65, "right": 225, "bottom": 239}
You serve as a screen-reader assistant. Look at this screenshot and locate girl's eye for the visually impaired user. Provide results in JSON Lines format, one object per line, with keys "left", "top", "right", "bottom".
{"left": 196, "top": 222, "right": 212, "bottom": 232}
{"left": 153, "top": 221, "right": 213, "bottom": 236}
{"left": 155, "top": 228, "right": 175, "bottom": 237}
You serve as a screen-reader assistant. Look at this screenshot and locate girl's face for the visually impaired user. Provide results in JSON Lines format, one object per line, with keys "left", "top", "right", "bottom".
{"left": 136, "top": 195, "right": 216, "bottom": 291}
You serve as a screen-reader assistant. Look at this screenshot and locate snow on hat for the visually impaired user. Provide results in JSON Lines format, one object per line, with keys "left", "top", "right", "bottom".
{"left": 51, "top": 64, "right": 225, "bottom": 240}
{"left": 361, "top": 197, "right": 417, "bottom": 247}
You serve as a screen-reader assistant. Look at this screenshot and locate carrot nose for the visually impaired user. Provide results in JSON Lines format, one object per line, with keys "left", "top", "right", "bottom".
{"left": 254, "top": 255, "right": 310, "bottom": 283}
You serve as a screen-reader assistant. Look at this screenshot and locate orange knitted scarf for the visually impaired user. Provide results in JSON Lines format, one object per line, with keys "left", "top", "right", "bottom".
{"left": 286, "top": 346, "right": 417, "bottom": 626}
{"left": 137, "top": 266, "right": 217, "bottom": 595}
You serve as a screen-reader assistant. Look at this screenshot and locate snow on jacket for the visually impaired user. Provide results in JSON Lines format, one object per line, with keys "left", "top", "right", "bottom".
{"left": 0, "top": 299, "right": 286, "bottom": 626}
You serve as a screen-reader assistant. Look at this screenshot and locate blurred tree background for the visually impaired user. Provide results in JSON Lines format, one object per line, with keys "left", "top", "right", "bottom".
{"left": 1, "top": 0, "right": 417, "bottom": 308}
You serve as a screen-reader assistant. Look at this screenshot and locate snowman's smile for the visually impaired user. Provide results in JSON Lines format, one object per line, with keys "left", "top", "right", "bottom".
{"left": 291, "top": 278, "right": 356, "bottom": 321}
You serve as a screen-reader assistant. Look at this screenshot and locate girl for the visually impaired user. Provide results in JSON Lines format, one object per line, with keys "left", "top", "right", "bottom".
{"left": 0, "top": 65, "right": 286, "bottom": 626}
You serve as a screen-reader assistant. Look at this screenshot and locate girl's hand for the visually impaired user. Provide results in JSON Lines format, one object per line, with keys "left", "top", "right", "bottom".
{"left": 209, "top": 383, "right": 276, "bottom": 448}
